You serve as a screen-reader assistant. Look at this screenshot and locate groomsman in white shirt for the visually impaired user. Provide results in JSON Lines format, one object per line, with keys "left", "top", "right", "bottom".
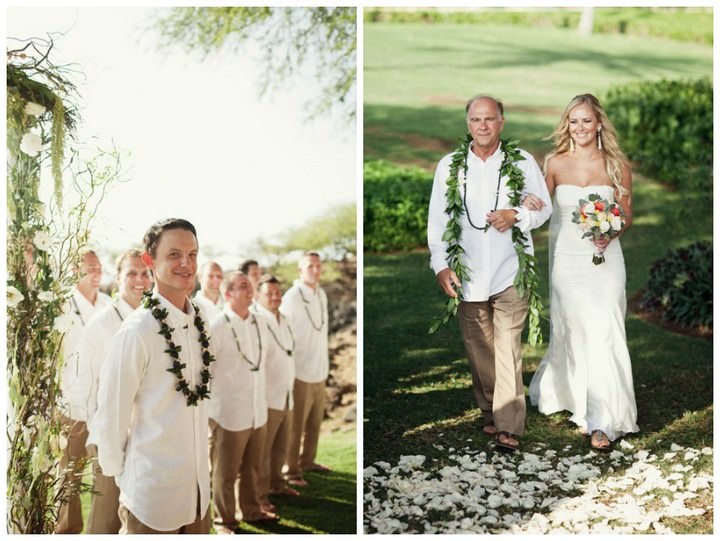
{"left": 194, "top": 261, "right": 224, "bottom": 319}
{"left": 82, "top": 249, "right": 152, "bottom": 533}
{"left": 209, "top": 271, "right": 278, "bottom": 533}
{"left": 252, "top": 276, "right": 300, "bottom": 504}
{"left": 92, "top": 218, "right": 212, "bottom": 533}
{"left": 281, "top": 251, "right": 331, "bottom": 487}
{"left": 56, "top": 249, "right": 112, "bottom": 534}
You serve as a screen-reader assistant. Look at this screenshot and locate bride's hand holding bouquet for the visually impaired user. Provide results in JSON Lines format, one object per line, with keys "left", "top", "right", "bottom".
{"left": 571, "top": 194, "right": 625, "bottom": 264}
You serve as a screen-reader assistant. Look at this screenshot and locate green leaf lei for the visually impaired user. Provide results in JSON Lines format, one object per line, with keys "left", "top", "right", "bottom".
{"left": 143, "top": 291, "right": 216, "bottom": 406}
{"left": 429, "top": 134, "right": 544, "bottom": 347}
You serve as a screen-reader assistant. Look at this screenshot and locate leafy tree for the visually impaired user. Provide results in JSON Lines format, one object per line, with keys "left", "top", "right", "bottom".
{"left": 152, "top": 7, "right": 356, "bottom": 120}
{"left": 252, "top": 202, "right": 356, "bottom": 262}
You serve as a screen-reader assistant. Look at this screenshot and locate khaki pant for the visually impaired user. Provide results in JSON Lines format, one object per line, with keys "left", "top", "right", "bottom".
{"left": 286, "top": 380, "right": 326, "bottom": 477}
{"left": 86, "top": 444, "right": 121, "bottom": 533}
{"left": 55, "top": 416, "right": 88, "bottom": 534}
{"left": 209, "top": 420, "right": 266, "bottom": 526}
{"left": 458, "top": 285, "right": 528, "bottom": 436}
{"left": 258, "top": 406, "right": 292, "bottom": 499}
{"left": 118, "top": 488, "right": 209, "bottom": 534}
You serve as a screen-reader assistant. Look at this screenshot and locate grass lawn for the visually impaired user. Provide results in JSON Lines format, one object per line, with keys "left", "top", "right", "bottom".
{"left": 364, "top": 21, "right": 712, "bottom": 168}
{"left": 80, "top": 426, "right": 357, "bottom": 534}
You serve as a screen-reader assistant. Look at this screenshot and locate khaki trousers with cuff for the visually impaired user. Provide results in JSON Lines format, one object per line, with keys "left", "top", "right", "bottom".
{"left": 458, "top": 285, "right": 528, "bottom": 436}
{"left": 286, "top": 380, "right": 325, "bottom": 478}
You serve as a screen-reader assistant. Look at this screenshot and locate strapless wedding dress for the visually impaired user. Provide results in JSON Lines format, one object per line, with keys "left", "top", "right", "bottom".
{"left": 529, "top": 184, "right": 638, "bottom": 440}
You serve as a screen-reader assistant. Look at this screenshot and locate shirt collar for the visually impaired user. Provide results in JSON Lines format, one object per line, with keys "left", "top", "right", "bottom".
{"left": 155, "top": 290, "right": 195, "bottom": 326}
{"left": 293, "top": 278, "right": 320, "bottom": 297}
{"left": 467, "top": 142, "right": 503, "bottom": 165}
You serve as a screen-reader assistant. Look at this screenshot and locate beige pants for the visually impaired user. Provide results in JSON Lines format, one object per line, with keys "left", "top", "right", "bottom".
{"left": 118, "top": 488, "right": 209, "bottom": 534}
{"left": 86, "top": 444, "right": 121, "bottom": 533}
{"left": 55, "top": 416, "right": 88, "bottom": 534}
{"left": 258, "top": 406, "right": 292, "bottom": 498}
{"left": 286, "top": 380, "right": 326, "bottom": 477}
{"left": 458, "top": 285, "right": 528, "bottom": 436}
{"left": 209, "top": 420, "right": 267, "bottom": 526}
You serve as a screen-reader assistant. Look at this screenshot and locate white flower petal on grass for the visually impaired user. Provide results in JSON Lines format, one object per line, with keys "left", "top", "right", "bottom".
{"left": 670, "top": 443, "right": 684, "bottom": 452}
{"left": 618, "top": 439, "right": 634, "bottom": 450}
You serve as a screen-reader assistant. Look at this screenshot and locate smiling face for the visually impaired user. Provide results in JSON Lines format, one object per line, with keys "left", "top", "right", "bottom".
{"left": 200, "top": 262, "right": 223, "bottom": 296}
{"left": 568, "top": 103, "right": 601, "bottom": 149}
{"left": 258, "top": 280, "right": 282, "bottom": 315}
{"left": 466, "top": 98, "right": 504, "bottom": 156}
{"left": 77, "top": 252, "right": 102, "bottom": 292}
{"left": 117, "top": 255, "right": 152, "bottom": 309}
{"left": 143, "top": 228, "right": 198, "bottom": 307}
{"left": 226, "top": 273, "right": 255, "bottom": 316}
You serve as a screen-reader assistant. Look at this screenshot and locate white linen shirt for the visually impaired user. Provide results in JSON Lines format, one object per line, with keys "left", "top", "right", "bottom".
{"left": 209, "top": 306, "right": 269, "bottom": 431}
{"left": 193, "top": 291, "right": 224, "bottom": 321}
{"left": 251, "top": 303, "right": 295, "bottom": 411}
{"left": 428, "top": 143, "right": 552, "bottom": 301}
{"left": 59, "top": 288, "right": 112, "bottom": 421}
{"left": 80, "top": 298, "right": 135, "bottom": 431}
{"left": 280, "top": 280, "right": 329, "bottom": 384}
{"left": 92, "top": 291, "right": 210, "bottom": 531}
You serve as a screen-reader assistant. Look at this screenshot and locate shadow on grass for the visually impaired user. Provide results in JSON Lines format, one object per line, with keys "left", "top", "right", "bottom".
{"left": 238, "top": 470, "right": 357, "bottom": 534}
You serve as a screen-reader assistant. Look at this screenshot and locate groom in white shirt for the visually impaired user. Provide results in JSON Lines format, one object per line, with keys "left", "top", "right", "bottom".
{"left": 428, "top": 95, "right": 552, "bottom": 451}
{"left": 92, "top": 218, "right": 211, "bottom": 533}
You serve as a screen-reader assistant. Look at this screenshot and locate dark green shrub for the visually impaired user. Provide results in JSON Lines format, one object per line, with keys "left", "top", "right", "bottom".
{"left": 604, "top": 78, "right": 712, "bottom": 191}
{"left": 640, "top": 241, "right": 712, "bottom": 330}
{"left": 364, "top": 160, "right": 432, "bottom": 252}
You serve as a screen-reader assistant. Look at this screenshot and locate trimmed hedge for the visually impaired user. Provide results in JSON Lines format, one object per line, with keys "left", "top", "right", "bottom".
{"left": 364, "top": 160, "right": 432, "bottom": 252}
{"left": 604, "top": 78, "right": 712, "bottom": 191}
{"left": 640, "top": 241, "right": 712, "bottom": 330}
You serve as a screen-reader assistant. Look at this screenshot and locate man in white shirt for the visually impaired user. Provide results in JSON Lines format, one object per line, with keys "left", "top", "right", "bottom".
{"left": 252, "top": 276, "right": 300, "bottom": 504}
{"left": 194, "top": 261, "right": 224, "bottom": 319}
{"left": 82, "top": 249, "right": 152, "bottom": 533}
{"left": 209, "top": 271, "right": 277, "bottom": 532}
{"left": 56, "top": 249, "right": 112, "bottom": 534}
{"left": 92, "top": 218, "right": 211, "bottom": 533}
{"left": 280, "top": 251, "right": 331, "bottom": 486}
{"left": 428, "top": 95, "right": 552, "bottom": 451}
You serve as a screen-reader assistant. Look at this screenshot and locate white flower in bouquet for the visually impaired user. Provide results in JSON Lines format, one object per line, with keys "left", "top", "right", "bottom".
{"left": 599, "top": 221, "right": 611, "bottom": 234}
{"left": 20, "top": 132, "right": 43, "bottom": 157}
{"left": 53, "top": 312, "right": 74, "bottom": 333}
{"left": 37, "top": 290, "right": 55, "bottom": 303}
{"left": 7, "top": 286, "right": 25, "bottom": 307}
{"left": 33, "top": 230, "right": 51, "bottom": 252}
{"left": 583, "top": 202, "right": 596, "bottom": 215}
{"left": 611, "top": 216, "right": 623, "bottom": 231}
{"left": 24, "top": 101, "right": 46, "bottom": 117}
{"left": 595, "top": 211, "right": 607, "bottom": 223}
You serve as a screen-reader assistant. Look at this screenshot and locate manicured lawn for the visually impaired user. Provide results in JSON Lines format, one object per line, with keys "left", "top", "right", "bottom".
{"left": 364, "top": 21, "right": 713, "bottom": 167}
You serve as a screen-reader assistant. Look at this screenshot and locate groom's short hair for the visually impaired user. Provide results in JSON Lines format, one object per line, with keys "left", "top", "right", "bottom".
{"left": 143, "top": 218, "right": 198, "bottom": 258}
{"left": 465, "top": 95, "right": 504, "bottom": 117}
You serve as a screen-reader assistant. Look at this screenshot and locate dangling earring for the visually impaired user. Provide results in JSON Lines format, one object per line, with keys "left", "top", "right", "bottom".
{"left": 597, "top": 128, "right": 602, "bottom": 150}
{"left": 570, "top": 138, "right": 575, "bottom": 153}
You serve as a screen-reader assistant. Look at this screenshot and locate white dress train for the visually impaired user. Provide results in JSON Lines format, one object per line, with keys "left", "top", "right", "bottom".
{"left": 529, "top": 184, "right": 638, "bottom": 441}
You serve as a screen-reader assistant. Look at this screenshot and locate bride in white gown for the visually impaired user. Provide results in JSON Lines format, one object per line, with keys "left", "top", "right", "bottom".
{"left": 525, "top": 94, "right": 638, "bottom": 450}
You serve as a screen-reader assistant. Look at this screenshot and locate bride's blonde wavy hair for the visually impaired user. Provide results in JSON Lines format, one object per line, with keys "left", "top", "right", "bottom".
{"left": 544, "top": 93, "right": 629, "bottom": 198}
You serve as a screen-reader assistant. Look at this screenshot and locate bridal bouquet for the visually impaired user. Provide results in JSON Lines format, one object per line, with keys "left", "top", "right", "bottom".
{"left": 571, "top": 194, "right": 625, "bottom": 265}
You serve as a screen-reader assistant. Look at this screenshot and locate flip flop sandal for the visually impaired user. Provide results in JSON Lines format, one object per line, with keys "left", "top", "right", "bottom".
{"left": 590, "top": 430, "right": 612, "bottom": 452}
{"left": 482, "top": 422, "right": 497, "bottom": 436}
{"left": 495, "top": 431, "right": 519, "bottom": 451}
